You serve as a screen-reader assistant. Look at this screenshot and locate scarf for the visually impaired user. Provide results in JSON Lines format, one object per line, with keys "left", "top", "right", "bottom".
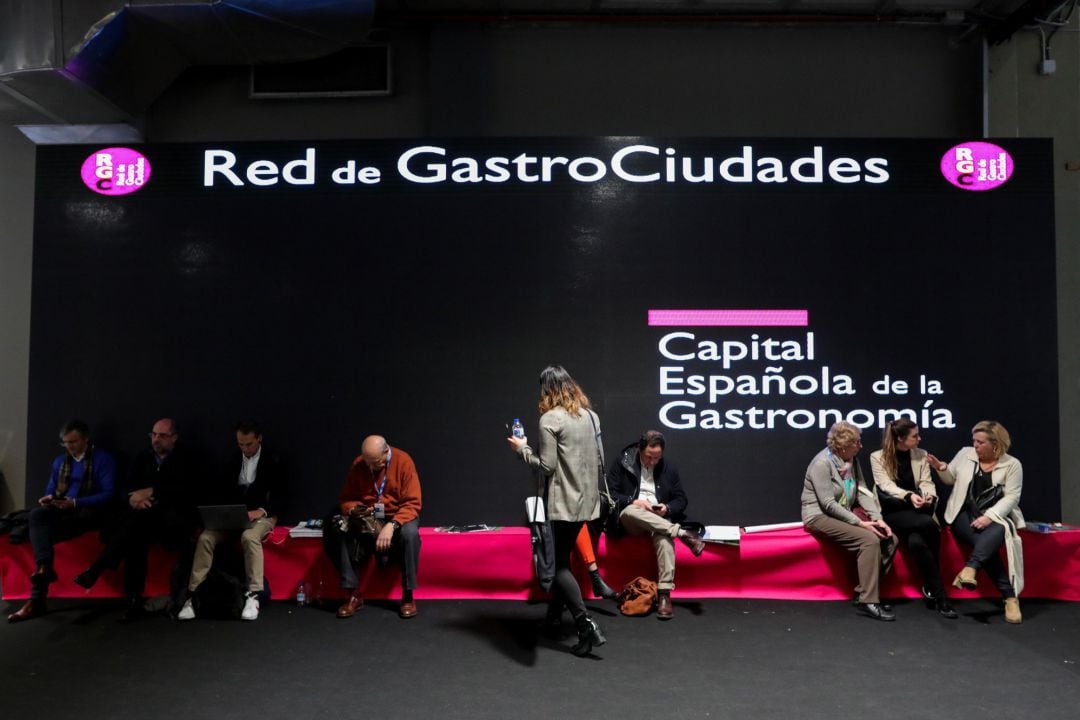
{"left": 56, "top": 446, "right": 95, "bottom": 498}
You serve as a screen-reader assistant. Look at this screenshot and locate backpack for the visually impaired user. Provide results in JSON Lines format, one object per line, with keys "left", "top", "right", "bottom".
{"left": 618, "top": 576, "right": 658, "bottom": 616}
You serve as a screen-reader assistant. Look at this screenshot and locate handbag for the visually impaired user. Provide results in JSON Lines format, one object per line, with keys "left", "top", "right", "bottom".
{"left": 876, "top": 486, "right": 912, "bottom": 513}
{"left": 588, "top": 411, "right": 622, "bottom": 535}
{"left": 617, "top": 576, "right": 658, "bottom": 616}
{"left": 970, "top": 482, "right": 1005, "bottom": 515}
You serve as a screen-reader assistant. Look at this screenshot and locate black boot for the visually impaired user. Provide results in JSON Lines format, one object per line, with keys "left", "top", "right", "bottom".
{"left": 30, "top": 562, "right": 58, "bottom": 585}
{"left": 571, "top": 614, "right": 606, "bottom": 657}
{"left": 589, "top": 569, "right": 618, "bottom": 600}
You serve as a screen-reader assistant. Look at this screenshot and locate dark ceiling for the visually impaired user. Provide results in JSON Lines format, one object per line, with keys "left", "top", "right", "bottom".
{"left": 0, "top": 0, "right": 1073, "bottom": 127}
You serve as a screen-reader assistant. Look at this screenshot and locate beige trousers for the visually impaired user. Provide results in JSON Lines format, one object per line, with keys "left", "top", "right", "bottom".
{"left": 619, "top": 504, "right": 681, "bottom": 591}
{"left": 805, "top": 514, "right": 898, "bottom": 604}
{"left": 188, "top": 517, "right": 276, "bottom": 593}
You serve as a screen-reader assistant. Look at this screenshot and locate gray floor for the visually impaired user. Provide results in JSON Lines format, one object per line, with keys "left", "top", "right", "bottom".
{"left": 2, "top": 595, "right": 1078, "bottom": 720}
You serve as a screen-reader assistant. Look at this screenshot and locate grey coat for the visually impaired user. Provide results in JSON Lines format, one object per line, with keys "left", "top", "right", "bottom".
{"left": 519, "top": 406, "right": 602, "bottom": 523}
{"left": 800, "top": 447, "right": 882, "bottom": 524}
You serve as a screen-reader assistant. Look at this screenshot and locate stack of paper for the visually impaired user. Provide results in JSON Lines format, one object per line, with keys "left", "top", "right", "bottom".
{"left": 288, "top": 523, "right": 324, "bottom": 538}
{"left": 702, "top": 525, "right": 741, "bottom": 546}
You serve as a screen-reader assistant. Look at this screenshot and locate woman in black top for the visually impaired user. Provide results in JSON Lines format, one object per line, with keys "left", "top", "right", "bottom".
{"left": 869, "top": 419, "right": 956, "bottom": 618}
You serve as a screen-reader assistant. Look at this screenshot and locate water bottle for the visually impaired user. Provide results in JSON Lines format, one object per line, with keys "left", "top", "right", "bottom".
{"left": 512, "top": 418, "right": 525, "bottom": 439}
{"left": 296, "top": 582, "right": 307, "bottom": 607}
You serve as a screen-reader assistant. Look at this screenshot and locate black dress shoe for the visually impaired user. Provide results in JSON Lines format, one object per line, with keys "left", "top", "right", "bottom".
{"left": 73, "top": 567, "right": 100, "bottom": 591}
{"left": 856, "top": 602, "right": 896, "bottom": 621}
{"left": 7, "top": 599, "right": 46, "bottom": 623}
{"left": 935, "top": 598, "right": 958, "bottom": 619}
{"left": 852, "top": 592, "right": 891, "bottom": 612}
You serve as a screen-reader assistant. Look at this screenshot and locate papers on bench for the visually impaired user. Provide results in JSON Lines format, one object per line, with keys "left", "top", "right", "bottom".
{"left": 702, "top": 525, "right": 741, "bottom": 546}
{"left": 289, "top": 519, "right": 324, "bottom": 538}
{"left": 741, "top": 521, "right": 804, "bottom": 534}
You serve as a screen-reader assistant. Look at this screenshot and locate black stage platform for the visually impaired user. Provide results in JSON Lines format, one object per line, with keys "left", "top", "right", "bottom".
{"left": 3, "top": 596, "right": 1078, "bottom": 720}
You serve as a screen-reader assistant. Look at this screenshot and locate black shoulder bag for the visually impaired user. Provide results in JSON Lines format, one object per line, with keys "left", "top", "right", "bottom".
{"left": 589, "top": 411, "right": 622, "bottom": 536}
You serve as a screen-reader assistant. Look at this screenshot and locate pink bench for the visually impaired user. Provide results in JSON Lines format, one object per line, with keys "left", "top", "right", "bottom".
{"left": 2, "top": 525, "right": 1078, "bottom": 601}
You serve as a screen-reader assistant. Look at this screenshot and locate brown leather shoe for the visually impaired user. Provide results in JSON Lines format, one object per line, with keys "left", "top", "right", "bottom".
{"left": 656, "top": 591, "right": 673, "bottom": 620}
{"left": 7, "top": 599, "right": 45, "bottom": 623}
{"left": 680, "top": 530, "right": 706, "bottom": 557}
{"left": 399, "top": 600, "right": 418, "bottom": 619}
{"left": 336, "top": 590, "right": 363, "bottom": 618}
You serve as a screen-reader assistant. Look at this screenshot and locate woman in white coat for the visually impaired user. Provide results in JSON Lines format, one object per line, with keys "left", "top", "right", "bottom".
{"left": 870, "top": 419, "right": 956, "bottom": 618}
{"left": 928, "top": 420, "right": 1025, "bottom": 623}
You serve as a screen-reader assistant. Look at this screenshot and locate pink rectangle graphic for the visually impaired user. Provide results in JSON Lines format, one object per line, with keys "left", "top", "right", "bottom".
{"left": 648, "top": 309, "right": 808, "bottom": 327}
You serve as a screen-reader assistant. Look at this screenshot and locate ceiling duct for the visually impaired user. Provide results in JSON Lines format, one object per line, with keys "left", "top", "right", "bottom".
{"left": 0, "top": 1, "right": 377, "bottom": 124}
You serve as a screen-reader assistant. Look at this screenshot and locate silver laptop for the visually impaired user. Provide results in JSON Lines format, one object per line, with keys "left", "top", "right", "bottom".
{"left": 198, "top": 504, "right": 253, "bottom": 531}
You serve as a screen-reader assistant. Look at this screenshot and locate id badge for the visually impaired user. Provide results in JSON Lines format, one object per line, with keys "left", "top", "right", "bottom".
{"left": 373, "top": 502, "right": 385, "bottom": 519}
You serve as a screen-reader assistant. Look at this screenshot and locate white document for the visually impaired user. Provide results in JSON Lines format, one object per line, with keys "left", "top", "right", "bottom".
{"left": 741, "top": 521, "right": 805, "bottom": 534}
{"left": 702, "top": 525, "right": 741, "bottom": 545}
{"left": 525, "top": 496, "right": 546, "bottom": 522}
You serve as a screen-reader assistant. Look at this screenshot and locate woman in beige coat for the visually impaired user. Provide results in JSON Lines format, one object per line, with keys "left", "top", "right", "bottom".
{"left": 508, "top": 365, "right": 606, "bottom": 656}
{"left": 928, "top": 419, "right": 1025, "bottom": 623}
{"left": 869, "top": 419, "right": 956, "bottom": 618}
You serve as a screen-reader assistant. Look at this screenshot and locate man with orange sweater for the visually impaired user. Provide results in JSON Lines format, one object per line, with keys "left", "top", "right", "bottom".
{"left": 324, "top": 435, "right": 422, "bottom": 619}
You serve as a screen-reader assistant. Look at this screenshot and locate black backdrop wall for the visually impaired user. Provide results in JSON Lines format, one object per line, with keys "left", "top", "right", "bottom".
{"left": 30, "top": 137, "right": 1058, "bottom": 525}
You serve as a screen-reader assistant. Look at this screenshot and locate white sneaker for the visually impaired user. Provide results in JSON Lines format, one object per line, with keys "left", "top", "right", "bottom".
{"left": 177, "top": 598, "right": 195, "bottom": 621}
{"left": 241, "top": 593, "right": 260, "bottom": 621}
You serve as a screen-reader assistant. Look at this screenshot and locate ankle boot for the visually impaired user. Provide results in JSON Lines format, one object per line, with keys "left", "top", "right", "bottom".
{"left": 30, "top": 563, "right": 58, "bottom": 585}
{"left": 571, "top": 615, "right": 606, "bottom": 657}
{"left": 952, "top": 566, "right": 977, "bottom": 591}
{"left": 589, "top": 569, "right": 618, "bottom": 600}
{"left": 1004, "top": 597, "right": 1022, "bottom": 624}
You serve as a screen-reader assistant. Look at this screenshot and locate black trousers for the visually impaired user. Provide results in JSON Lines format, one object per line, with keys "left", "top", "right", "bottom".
{"left": 323, "top": 517, "right": 421, "bottom": 591}
{"left": 27, "top": 505, "right": 102, "bottom": 600}
{"left": 883, "top": 507, "right": 945, "bottom": 597}
{"left": 950, "top": 509, "right": 1015, "bottom": 598}
{"left": 91, "top": 505, "right": 194, "bottom": 598}
{"left": 548, "top": 520, "right": 588, "bottom": 623}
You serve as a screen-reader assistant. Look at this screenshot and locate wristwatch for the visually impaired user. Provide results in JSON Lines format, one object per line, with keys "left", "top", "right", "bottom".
{"left": 390, "top": 519, "right": 402, "bottom": 530}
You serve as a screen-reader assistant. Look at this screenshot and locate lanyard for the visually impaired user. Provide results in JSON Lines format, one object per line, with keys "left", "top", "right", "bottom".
{"left": 372, "top": 448, "right": 392, "bottom": 501}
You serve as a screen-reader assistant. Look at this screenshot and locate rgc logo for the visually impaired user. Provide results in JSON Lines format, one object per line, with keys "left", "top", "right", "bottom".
{"left": 80, "top": 147, "right": 151, "bottom": 196}
{"left": 940, "top": 142, "right": 1012, "bottom": 191}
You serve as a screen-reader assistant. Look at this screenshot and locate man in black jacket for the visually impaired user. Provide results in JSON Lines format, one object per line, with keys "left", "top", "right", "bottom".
{"left": 74, "top": 418, "right": 200, "bottom": 620}
{"left": 176, "top": 420, "right": 285, "bottom": 622}
{"left": 606, "top": 430, "right": 705, "bottom": 620}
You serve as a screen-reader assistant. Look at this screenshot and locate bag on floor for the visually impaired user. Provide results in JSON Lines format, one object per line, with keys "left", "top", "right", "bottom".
{"left": 194, "top": 568, "right": 247, "bottom": 620}
{"left": 618, "top": 576, "right": 658, "bottom": 616}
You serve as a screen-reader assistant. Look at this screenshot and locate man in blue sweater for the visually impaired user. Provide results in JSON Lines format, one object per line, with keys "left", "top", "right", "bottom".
{"left": 7, "top": 419, "right": 117, "bottom": 623}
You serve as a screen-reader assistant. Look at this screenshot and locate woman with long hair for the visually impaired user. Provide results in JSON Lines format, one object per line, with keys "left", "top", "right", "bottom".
{"left": 869, "top": 419, "right": 956, "bottom": 618}
{"left": 508, "top": 365, "right": 607, "bottom": 656}
{"left": 928, "top": 420, "right": 1025, "bottom": 623}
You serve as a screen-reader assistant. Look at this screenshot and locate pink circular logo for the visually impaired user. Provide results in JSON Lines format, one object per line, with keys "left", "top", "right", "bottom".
{"left": 940, "top": 142, "right": 1013, "bottom": 191}
{"left": 80, "top": 147, "right": 151, "bottom": 196}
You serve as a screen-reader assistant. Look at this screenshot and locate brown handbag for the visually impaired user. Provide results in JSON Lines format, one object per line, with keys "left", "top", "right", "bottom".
{"left": 618, "top": 576, "right": 658, "bottom": 616}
